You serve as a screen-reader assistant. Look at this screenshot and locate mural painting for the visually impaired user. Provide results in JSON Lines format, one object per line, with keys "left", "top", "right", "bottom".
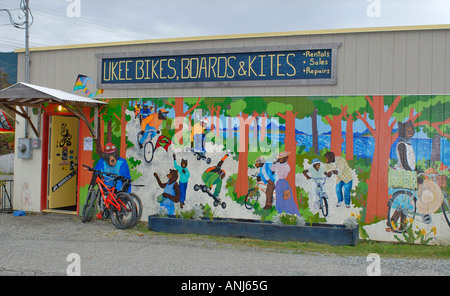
{"left": 81, "top": 95, "right": 450, "bottom": 245}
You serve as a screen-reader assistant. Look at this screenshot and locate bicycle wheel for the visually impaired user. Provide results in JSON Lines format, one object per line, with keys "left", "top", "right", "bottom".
{"left": 320, "top": 196, "right": 328, "bottom": 217}
{"left": 110, "top": 192, "right": 137, "bottom": 229}
{"left": 144, "top": 141, "right": 154, "bottom": 163}
{"left": 245, "top": 188, "right": 259, "bottom": 210}
{"left": 387, "top": 190, "right": 416, "bottom": 233}
{"left": 81, "top": 185, "right": 99, "bottom": 223}
{"left": 441, "top": 192, "right": 450, "bottom": 227}
{"left": 128, "top": 192, "right": 143, "bottom": 227}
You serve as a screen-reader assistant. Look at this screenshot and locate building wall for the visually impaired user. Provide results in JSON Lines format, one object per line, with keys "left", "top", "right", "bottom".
{"left": 17, "top": 26, "right": 450, "bottom": 98}
{"left": 13, "top": 26, "right": 450, "bottom": 244}
{"left": 13, "top": 112, "right": 42, "bottom": 212}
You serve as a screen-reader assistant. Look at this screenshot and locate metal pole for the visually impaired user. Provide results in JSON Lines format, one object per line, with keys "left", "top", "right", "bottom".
{"left": 24, "top": 0, "right": 30, "bottom": 138}
{"left": 25, "top": 0, "right": 29, "bottom": 83}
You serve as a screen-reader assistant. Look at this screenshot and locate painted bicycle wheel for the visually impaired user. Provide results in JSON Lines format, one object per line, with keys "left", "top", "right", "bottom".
{"left": 144, "top": 141, "right": 154, "bottom": 163}
{"left": 128, "top": 192, "right": 143, "bottom": 228}
{"left": 387, "top": 190, "right": 417, "bottom": 233}
{"left": 245, "top": 188, "right": 259, "bottom": 210}
{"left": 320, "top": 196, "right": 328, "bottom": 217}
{"left": 81, "top": 185, "right": 99, "bottom": 223}
{"left": 441, "top": 192, "right": 450, "bottom": 227}
{"left": 110, "top": 192, "right": 137, "bottom": 229}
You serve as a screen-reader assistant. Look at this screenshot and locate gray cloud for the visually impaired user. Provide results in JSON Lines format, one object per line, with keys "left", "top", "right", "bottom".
{"left": 1, "top": 0, "right": 449, "bottom": 52}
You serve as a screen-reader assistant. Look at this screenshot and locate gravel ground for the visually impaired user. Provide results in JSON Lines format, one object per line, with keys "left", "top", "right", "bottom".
{"left": 0, "top": 212, "right": 448, "bottom": 277}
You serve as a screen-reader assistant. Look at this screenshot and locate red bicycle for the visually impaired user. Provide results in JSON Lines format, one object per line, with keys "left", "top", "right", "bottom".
{"left": 81, "top": 165, "right": 137, "bottom": 229}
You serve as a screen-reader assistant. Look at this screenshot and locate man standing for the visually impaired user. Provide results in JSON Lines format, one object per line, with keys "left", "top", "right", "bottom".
{"left": 324, "top": 151, "right": 353, "bottom": 208}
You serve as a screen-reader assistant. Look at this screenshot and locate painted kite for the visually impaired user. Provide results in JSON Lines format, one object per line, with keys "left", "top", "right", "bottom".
{"left": 73, "top": 74, "right": 104, "bottom": 98}
{"left": 0, "top": 109, "right": 13, "bottom": 132}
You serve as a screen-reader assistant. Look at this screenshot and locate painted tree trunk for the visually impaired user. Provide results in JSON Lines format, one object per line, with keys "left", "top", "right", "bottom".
{"left": 311, "top": 107, "right": 319, "bottom": 154}
{"left": 326, "top": 114, "right": 344, "bottom": 157}
{"left": 284, "top": 111, "right": 298, "bottom": 207}
{"left": 235, "top": 113, "right": 254, "bottom": 198}
{"left": 173, "top": 97, "right": 185, "bottom": 145}
{"left": 357, "top": 96, "right": 399, "bottom": 222}
{"left": 345, "top": 116, "right": 354, "bottom": 161}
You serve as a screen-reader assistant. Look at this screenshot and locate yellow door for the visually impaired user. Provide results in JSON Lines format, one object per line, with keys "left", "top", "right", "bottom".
{"left": 48, "top": 115, "right": 79, "bottom": 209}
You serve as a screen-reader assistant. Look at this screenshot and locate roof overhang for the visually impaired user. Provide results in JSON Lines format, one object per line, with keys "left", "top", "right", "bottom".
{"left": 0, "top": 82, "right": 107, "bottom": 138}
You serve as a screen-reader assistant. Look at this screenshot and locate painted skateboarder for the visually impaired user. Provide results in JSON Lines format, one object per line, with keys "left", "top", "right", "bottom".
{"left": 194, "top": 153, "right": 229, "bottom": 208}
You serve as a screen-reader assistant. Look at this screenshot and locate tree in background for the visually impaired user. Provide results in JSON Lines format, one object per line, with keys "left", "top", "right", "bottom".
{"left": 0, "top": 70, "right": 15, "bottom": 154}
{"left": 407, "top": 96, "right": 450, "bottom": 164}
{"left": 163, "top": 97, "right": 202, "bottom": 145}
{"left": 314, "top": 96, "right": 367, "bottom": 160}
{"left": 354, "top": 95, "right": 436, "bottom": 223}
{"left": 266, "top": 97, "right": 314, "bottom": 208}
{"left": 226, "top": 97, "right": 267, "bottom": 198}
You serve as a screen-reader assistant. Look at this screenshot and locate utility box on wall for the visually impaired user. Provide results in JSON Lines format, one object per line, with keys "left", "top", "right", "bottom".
{"left": 17, "top": 138, "right": 32, "bottom": 159}
{"left": 32, "top": 138, "right": 41, "bottom": 149}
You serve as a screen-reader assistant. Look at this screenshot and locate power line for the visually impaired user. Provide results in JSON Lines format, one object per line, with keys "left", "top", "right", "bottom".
{"left": 28, "top": 2, "right": 175, "bottom": 39}
{"left": 0, "top": 0, "right": 33, "bottom": 29}
{"left": 0, "top": 43, "right": 20, "bottom": 50}
{"left": 0, "top": 36, "right": 46, "bottom": 47}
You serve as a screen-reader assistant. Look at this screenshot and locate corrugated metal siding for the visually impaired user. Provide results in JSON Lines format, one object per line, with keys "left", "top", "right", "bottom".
{"left": 17, "top": 28, "right": 450, "bottom": 98}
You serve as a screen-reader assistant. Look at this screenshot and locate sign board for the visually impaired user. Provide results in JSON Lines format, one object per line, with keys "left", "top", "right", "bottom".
{"left": 83, "top": 136, "right": 93, "bottom": 151}
{"left": 96, "top": 43, "right": 340, "bottom": 89}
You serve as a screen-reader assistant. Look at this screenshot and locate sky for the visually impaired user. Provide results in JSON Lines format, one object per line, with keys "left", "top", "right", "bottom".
{"left": 1, "top": 0, "right": 450, "bottom": 52}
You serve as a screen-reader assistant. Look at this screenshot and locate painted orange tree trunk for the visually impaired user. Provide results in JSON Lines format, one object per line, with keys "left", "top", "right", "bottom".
{"left": 324, "top": 106, "right": 347, "bottom": 156}
{"left": 112, "top": 100, "right": 128, "bottom": 158}
{"left": 95, "top": 101, "right": 109, "bottom": 156}
{"left": 356, "top": 96, "right": 401, "bottom": 222}
{"left": 164, "top": 97, "right": 201, "bottom": 145}
{"left": 235, "top": 113, "right": 255, "bottom": 198}
{"left": 207, "top": 105, "right": 223, "bottom": 138}
{"left": 214, "top": 106, "right": 222, "bottom": 138}
{"left": 277, "top": 110, "right": 299, "bottom": 207}
{"left": 208, "top": 105, "right": 216, "bottom": 135}
{"left": 78, "top": 107, "right": 95, "bottom": 186}
{"left": 343, "top": 113, "right": 354, "bottom": 161}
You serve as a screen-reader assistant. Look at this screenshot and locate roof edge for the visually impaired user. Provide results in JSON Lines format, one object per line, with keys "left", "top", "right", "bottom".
{"left": 15, "top": 24, "right": 450, "bottom": 53}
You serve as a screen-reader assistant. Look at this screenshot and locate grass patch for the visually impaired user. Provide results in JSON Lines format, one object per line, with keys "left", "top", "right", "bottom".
{"left": 134, "top": 223, "right": 450, "bottom": 259}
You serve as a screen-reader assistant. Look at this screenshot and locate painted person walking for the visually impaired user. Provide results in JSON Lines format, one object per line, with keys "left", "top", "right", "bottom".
{"left": 272, "top": 151, "right": 300, "bottom": 215}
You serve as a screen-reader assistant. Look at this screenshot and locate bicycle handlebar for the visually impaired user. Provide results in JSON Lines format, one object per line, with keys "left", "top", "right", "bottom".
{"left": 388, "top": 162, "right": 449, "bottom": 176}
{"left": 82, "top": 164, "right": 132, "bottom": 183}
{"left": 311, "top": 177, "right": 327, "bottom": 185}
{"left": 418, "top": 172, "right": 447, "bottom": 178}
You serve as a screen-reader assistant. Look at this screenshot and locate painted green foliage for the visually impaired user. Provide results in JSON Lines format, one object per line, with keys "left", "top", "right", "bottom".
{"left": 91, "top": 95, "right": 450, "bottom": 244}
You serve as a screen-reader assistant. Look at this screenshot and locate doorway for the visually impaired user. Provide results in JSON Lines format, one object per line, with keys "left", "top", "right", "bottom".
{"left": 46, "top": 115, "right": 79, "bottom": 212}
